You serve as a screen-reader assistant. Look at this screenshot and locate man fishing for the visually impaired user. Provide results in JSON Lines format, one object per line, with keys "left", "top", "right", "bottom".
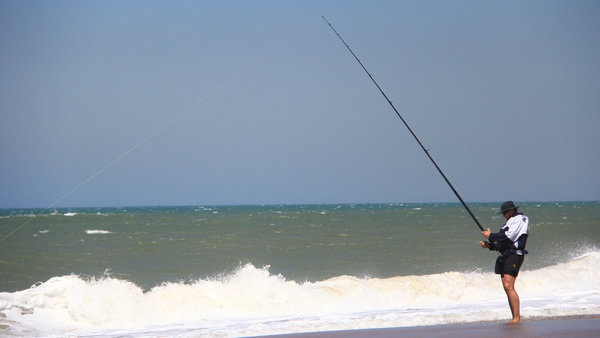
{"left": 324, "top": 16, "right": 533, "bottom": 323}
{"left": 479, "top": 201, "right": 530, "bottom": 323}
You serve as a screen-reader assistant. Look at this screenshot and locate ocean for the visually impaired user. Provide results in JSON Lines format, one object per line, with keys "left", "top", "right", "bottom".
{"left": 1, "top": 202, "right": 599, "bottom": 337}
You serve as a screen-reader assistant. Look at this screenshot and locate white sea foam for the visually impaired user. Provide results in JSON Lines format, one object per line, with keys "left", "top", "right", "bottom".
{"left": 1, "top": 252, "right": 599, "bottom": 337}
{"left": 85, "top": 230, "right": 112, "bottom": 234}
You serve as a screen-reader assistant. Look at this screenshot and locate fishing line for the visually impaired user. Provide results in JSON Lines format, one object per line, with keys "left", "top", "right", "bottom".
{"left": 0, "top": 17, "right": 319, "bottom": 244}
{"left": 322, "top": 16, "right": 486, "bottom": 232}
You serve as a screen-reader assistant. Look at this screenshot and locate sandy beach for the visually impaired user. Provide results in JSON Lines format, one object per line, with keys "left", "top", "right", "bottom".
{"left": 258, "top": 316, "right": 600, "bottom": 338}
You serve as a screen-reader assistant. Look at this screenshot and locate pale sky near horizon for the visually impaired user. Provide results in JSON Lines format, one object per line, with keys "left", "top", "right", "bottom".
{"left": 1, "top": 1, "right": 599, "bottom": 208}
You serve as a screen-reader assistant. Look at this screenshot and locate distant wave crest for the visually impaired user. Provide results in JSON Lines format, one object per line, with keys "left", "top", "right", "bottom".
{"left": 85, "top": 230, "right": 112, "bottom": 234}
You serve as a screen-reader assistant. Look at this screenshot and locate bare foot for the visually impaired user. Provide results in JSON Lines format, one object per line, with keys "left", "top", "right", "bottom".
{"left": 508, "top": 318, "right": 521, "bottom": 324}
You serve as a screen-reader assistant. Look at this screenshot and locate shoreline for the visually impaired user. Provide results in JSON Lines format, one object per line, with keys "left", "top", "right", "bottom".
{"left": 255, "top": 315, "right": 600, "bottom": 338}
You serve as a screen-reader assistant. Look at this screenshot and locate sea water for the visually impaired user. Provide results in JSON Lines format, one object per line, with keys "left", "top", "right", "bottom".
{"left": 0, "top": 202, "right": 598, "bottom": 337}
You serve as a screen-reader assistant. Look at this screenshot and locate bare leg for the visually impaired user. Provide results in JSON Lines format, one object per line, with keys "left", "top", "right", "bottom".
{"left": 501, "top": 274, "right": 521, "bottom": 323}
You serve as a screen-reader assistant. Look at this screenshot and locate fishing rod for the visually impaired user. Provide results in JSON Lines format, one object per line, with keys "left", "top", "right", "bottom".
{"left": 322, "top": 16, "right": 485, "bottom": 232}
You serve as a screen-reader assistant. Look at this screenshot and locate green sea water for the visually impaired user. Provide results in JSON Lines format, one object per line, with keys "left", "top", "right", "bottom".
{"left": 1, "top": 202, "right": 598, "bottom": 293}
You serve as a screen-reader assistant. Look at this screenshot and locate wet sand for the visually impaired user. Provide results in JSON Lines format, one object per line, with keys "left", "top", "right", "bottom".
{"left": 257, "top": 316, "right": 600, "bottom": 338}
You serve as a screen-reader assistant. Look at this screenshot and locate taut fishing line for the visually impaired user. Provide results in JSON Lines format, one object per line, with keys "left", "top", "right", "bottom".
{"left": 322, "top": 16, "right": 487, "bottom": 233}
{"left": 0, "top": 17, "right": 319, "bottom": 244}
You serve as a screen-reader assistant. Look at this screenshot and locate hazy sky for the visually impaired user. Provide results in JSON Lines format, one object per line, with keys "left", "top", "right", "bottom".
{"left": 1, "top": 1, "right": 599, "bottom": 208}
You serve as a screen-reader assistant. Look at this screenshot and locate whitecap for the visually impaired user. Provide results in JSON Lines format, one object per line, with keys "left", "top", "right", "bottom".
{"left": 85, "top": 230, "right": 112, "bottom": 234}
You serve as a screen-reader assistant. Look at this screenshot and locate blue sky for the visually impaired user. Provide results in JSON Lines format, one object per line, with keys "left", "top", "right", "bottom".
{"left": 1, "top": 1, "right": 599, "bottom": 208}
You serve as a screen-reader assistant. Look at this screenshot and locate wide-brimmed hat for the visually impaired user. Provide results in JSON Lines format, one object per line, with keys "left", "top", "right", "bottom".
{"left": 498, "top": 201, "right": 519, "bottom": 214}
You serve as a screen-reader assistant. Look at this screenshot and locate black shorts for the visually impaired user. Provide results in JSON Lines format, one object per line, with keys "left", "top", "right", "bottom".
{"left": 495, "top": 253, "right": 524, "bottom": 277}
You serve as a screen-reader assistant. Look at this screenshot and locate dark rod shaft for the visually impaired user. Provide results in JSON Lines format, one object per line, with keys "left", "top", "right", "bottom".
{"left": 322, "top": 16, "right": 485, "bottom": 232}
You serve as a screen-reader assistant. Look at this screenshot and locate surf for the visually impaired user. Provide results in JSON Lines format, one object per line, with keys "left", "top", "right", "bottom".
{"left": 1, "top": 250, "right": 599, "bottom": 337}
